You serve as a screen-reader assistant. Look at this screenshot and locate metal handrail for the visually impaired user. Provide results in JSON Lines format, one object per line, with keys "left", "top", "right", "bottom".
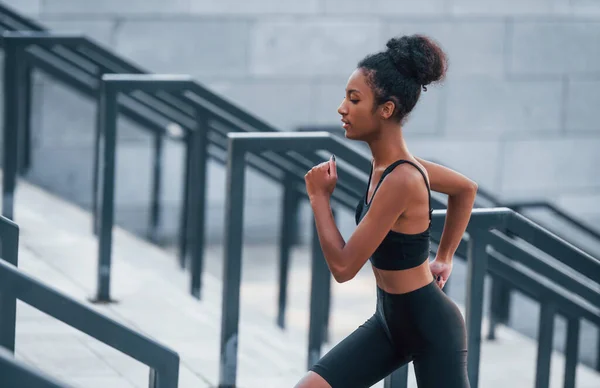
{"left": 0, "top": 215, "right": 180, "bottom": 388}
{"left": 0, "top": 346, "right": 71, "bottom": 388}
{"left": 297, "top": 125, "right": 600, "bottom": 245}
{"left": 297, "top": 124, "right": 600, "bottom": 346}
{"left": 2, "top": 5, "right": 599, "bottom": 386}
{"left": 222, "top": 131, "right": 600, "bottom": 388}
{"left": 1, "top": 30, "right": 387, "bottom": 304}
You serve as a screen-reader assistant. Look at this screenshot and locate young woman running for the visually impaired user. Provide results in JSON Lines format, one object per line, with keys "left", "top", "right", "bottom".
{"left": 297, "top": 34, "right": 478, "bottom": 388}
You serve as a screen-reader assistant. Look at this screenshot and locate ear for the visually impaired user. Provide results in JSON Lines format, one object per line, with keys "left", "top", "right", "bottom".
{"left": 380, "top": 100, "right": 396, "bottom": 120}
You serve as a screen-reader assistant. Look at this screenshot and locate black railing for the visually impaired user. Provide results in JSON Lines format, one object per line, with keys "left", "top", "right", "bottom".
{"left": 296, "top": 124, "right": 600, "bottom": 352}
{"left": 2, "top": 4, "right": 599, "bottom": 387}
{"left": 0, "top": 215, "right": 180, "bottom": 388}
{"left": 0, "top": 215, "right": 19, "bottom": 353}
{"left": 221, "top": 131, "right": 600, "bottom": 388}
{"left": 0, "top": 346, "right": 71, "bottom": 388}
{"left": 297, "top": 125, "right": 600, "bottom": 247}
{"left": 1, "top": 28, "right": 373, "bottom": 306}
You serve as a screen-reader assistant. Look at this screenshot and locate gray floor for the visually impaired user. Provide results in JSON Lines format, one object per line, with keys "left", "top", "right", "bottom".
{"left": 8, "top": 180, "right": 600, "bottom": 388}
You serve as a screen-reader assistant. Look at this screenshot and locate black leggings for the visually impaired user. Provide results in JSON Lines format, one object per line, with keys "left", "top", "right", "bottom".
{"left": 310, "top": 280, "right": 470, "bottom": 388}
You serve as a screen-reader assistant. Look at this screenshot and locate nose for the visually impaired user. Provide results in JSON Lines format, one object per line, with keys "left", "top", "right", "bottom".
{"left": 337, "top": 99, "right": 348, "bottom": 116}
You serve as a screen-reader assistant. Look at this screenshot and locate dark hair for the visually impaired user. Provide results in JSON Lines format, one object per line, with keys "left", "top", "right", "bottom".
{"left": 357, "top": 34, "right": 448, "bottom": 123}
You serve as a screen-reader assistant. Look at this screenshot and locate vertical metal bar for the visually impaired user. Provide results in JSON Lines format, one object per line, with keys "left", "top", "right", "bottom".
{"left": 563, "top": 316, "right": 579, "bottom": 388}
{"left": 2, "top": 40, "right": 20, "bottom": 220}
{"left": 95, "top": 83, "right": 118, "bottom": 303}
{"left": 0, "top": 222, "right": 20, "bottom": 352}
{"left": 291, "top": 194, "right": 303, "bottom": 246}
{"left": 307, "top": 218, "right": 329, "bottom": 369}
{"left": 153, "top": 362, "right": 179, "bottom": 388}
{"left": 465, "top": 233, "right": 488, "bottom": 388}
{"left": 218, "top": 141, "right": 246, "bottom": 388}
{"left": 535, "top": 302, "right": 555, "bottom": 388}
{"left": 92, "top": 86, "right": 104, "bottom": 236}
{"left": 322, "top": 208, "right": 336, "bottom": 343}
{"left": 178, "top": 136, "right": 193, "bottom": 269}
{"left": 383, "top": 365, "right": 409, "bottom": 388}
{"left": 149, "top": 368, "right": 157, "bottom": 388}
{"left": 487, "top": 277, "right": 502, "bottom": 340}
{"left": 596, "top": 331, "right": 600, "bottom": 372}
{"left": 189, "top": 111, "right": 209, "bottom": 300}
{"left": 18, "top": 64, "right": 33, "bottom": 175}
{"left": 148, "top": 133, "right": 164, "bottom": 243}
{"left": 277, "top": 175, "right": 298, "bottom": 329}
{"left": 158, "top": 366, "right": 179, "bottom": 388}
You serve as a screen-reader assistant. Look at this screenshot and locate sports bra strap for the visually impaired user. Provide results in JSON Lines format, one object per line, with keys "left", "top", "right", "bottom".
{"left": 366, "top": 159, "right": 432, "bottom": 220}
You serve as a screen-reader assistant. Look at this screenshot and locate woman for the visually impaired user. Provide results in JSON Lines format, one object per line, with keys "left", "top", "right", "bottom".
{"left": 297, "top": 34, "right": 478, "bottom": 388}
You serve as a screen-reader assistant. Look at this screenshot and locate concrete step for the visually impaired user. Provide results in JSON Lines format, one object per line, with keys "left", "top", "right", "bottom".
{"left": 10, "top": 179, "right": 600, "bottom": 388}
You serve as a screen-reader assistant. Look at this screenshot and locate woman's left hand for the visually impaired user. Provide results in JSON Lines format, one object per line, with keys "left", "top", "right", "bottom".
{"left": 305, "top": 156, "right": 337, "bottom": 201}
{"left": 429, "top": 257, "right": 453, "bottom": 289}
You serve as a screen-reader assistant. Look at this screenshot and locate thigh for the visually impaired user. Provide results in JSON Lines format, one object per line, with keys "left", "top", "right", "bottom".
{"left": 308, "top": 314, "right": 410, "bottom": 388}
{"left": 411, "top": 286, "right": 470, "bottom": 388}
{"left": 413, "top": 350, "right": 470, "bottom": 388}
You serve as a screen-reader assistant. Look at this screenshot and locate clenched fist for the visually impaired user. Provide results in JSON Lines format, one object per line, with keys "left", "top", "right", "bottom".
{"left": 304, "top": 155, "right": 338, "bottom": 201}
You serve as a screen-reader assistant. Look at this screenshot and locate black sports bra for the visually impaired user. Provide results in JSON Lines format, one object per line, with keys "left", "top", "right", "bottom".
{"left": 355, "top": 159, "right": 432, "bottom": 271}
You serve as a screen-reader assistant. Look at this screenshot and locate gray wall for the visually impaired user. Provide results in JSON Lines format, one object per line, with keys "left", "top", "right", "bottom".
{"left": 4, "top": 0, "right": 600, "bottom": 244}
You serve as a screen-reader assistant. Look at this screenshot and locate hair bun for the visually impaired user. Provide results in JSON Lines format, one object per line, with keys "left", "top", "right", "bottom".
{"left": 385, "top": 34, "right": 447, "bottom": 86}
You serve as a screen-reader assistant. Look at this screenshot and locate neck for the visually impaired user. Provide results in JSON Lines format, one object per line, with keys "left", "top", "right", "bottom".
{"left": 366, "top": 124, "right": 411, "bottom": 168}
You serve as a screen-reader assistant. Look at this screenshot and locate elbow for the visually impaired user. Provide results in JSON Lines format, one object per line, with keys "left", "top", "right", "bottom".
{"left": 459, "top": 179, "right": 478, "bottom": 197}
{"left": 468, "top": 180, "right": 478, "bottom": 195}
{"left": 331, "top": 266, "right": 355, "bottom": 284}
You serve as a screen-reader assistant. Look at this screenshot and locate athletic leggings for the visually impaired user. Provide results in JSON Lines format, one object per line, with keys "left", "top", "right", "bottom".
{"left": 310, "top": 280, "right": 470, "bottom": 387}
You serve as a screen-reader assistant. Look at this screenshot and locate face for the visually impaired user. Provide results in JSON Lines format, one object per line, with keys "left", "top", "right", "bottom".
{"left": 337, "top": 68, "right": 395, "bottom": 141}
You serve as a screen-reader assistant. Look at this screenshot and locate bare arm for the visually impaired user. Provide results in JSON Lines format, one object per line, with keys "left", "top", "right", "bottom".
{"left": 309, "top": 167, "right": 416, "bottom": 283}
{"left": 415, "top": 157, "right": 478, "bottom": 262}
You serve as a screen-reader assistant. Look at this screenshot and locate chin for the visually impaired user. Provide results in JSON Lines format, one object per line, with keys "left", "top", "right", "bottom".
{"left": 343, "top": 128, "right": 358, "bottom": 140}
{"left": 344, "top": 130, "right": 363, "bottom": 142}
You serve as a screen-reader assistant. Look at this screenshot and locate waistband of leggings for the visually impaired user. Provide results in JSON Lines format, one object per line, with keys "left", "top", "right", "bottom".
{"left": 376, "top": 279, "right": 438, "bottom": 301}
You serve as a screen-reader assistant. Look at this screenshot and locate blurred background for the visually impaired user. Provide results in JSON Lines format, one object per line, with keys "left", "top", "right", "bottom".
{"left": 2, "top": 1, "right": 600, "bottom": 388}
{"left": 6, "top": 0, "right": 600, "bottom": 245}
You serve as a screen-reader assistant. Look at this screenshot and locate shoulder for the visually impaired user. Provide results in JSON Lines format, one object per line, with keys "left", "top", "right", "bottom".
{"left": 381, "top": 163, "right": 425, "bottom": 193}
{"left": 370, "top": 163, "right": 425, "bottom": 209}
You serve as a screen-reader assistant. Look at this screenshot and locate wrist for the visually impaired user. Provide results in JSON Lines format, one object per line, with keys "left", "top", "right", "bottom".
{"left": 435, "top": 253, "right": 453, "bottom": 264}
{"left": 309, "top": 194, "right": 330, "bottom": 207}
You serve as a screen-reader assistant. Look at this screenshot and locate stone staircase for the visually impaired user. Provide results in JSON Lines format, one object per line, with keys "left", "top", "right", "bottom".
{"left": 10, "top": 179, "right": 600, "bottom": 388}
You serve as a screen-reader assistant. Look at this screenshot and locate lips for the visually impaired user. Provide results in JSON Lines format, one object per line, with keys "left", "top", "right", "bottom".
{"left": 341, "top": 119, "right": 350, "bottom": 129}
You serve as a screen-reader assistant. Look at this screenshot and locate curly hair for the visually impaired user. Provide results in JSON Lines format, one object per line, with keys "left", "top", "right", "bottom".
{"left": 357, "top": 34, "right": 448, "bottom": 123}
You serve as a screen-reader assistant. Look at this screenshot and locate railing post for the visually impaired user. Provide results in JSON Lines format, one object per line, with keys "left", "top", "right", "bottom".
{"left": 465, "top": 231, "right": 488, "bottom": 388}
{"left": 383, "top": 364, "right": 408, "bottom": 388}
{"left": 535, "top": 302, "right": 555, "bottom": 388}
{"left": 307, "top": 218, "right": 331, "bottom": 369}
{"left": 563, "top": 316, "right": 579, "bottom": 388}
{"left": 94, "top": 80, "right": 118, "bottom": 303}
{"left": 277, "top": 174, "right": 299, "bottom": 328}
{"left": 488, "top": 227, "right": 512, "bottom": 340}
{"left": 18, "top": 64, "right": 33, "bottom": 176}
{"left": 150, "top": 363, "right": 179, "bottom": 388}
{"left": 487, "top": 276, "right": 508, "bottom": 341}
{"left": 322, "top": 208, "right": 336, "bottom": 343}
{"left": 219, "top": 140, "right": 246, "bottom": 388}
{"left": 0, "top": 221, "right": 19, "bottom": 353}
{"left": 596, "top": 333, "right": 600, "bottom": 373}
{"left": 189, "top": 110, "right": 209, "bottom": 300}
{"left": 92, "top": 85, "right": 104, "bottom": 236}
{"left": 2, "top": 38, "right": 20, "bottom": 220}
{"left": 148, "top": 133, "right": 164, "bottom": 243}
{"left": 178, "top": 135, "right": 193, "bottom": 269}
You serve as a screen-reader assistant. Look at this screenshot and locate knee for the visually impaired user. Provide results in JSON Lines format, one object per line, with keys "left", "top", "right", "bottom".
{"left": 294, "top": 371, "right": 331, "bottom": 388}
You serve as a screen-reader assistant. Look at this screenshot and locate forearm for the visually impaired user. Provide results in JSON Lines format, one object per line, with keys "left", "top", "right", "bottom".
{"left": 437, "top": 187, "right": 477, "bottom": 262}
{"left": 310, "top": 196, "right": 347, "bottom": 276}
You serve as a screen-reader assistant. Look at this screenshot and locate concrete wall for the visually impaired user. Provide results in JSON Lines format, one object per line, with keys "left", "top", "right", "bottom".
{"left": 4, "top": 0, "right": 600, "bottom": 244}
